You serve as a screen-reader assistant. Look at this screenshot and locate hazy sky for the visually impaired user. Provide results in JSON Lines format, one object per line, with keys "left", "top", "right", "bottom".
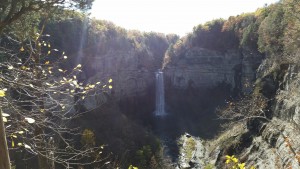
{"left": 91, "top": 0, "right": 279, "bottom": 36}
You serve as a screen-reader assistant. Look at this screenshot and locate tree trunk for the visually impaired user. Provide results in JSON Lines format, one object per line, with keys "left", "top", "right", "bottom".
{"left": 0, "top": 110, "right": 11, "bottom": 169}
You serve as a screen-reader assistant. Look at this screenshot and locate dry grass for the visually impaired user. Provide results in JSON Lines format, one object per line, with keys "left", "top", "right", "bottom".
{"left": 185, "top": 137, "right": 197, "bottom": 161}
{"left": 207, "top": 123, "right": 247, "bottom": 153}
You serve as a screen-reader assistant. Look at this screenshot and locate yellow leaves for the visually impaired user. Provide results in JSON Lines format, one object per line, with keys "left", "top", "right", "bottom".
{"left": 35, "top": 33, "right": 40, "bottom": 40}
{"left": 58, "top": 69, "right": 64, "bottom": 72}
{"left": 225, "top": 155, "right": 231, "bottom": 164}
{"left": 238, "top": 163, "right": 246, "bottom": 169}
{"left": 20, "top": 46, "right": 25, "bottom": 52}
{"left": 8, "top": 65, "right": 13, "bottom": 70}
{"left": 48, "top": 67, "right": 53, "bottom": 74}
{"left": 225, "top": 155, "right": 238, "bottom": 163}
{"left": 21, "top": 66, "right": 30, "bottom": 70}
{"left": 225, "top": 155, "right": 254, "bottom": 169}
{"left": 47, "top": 51, "right": 51, "bottom": 55}
{"left": 108, "top": 79, "right": 113, "bottom": 83}
{"left": 24, "top": 144, "right": 31, "bottom": 149}
{"left": 17, "top": 131, "right": 24, "bottom": 134}
{"left": 128, "top": 165, "right": 138, "bottom": 169}
{"left": 72, "top": 80, "right": 78, "bottom": 87}
{"left": 88, "top": 84, "right": 95, "bottom": 89}
{"left": 74, "top": 64, "right": 82, "bottom": 70}
{"left": 232, "top": 157, "right": 238, "bottom": 163}
{"left": 2, "top": 113, "right": 10, "bottom": 117}
{"left": 2, "top": 112, "right": 9, "bottom": 123}
{"left": 63, "top": 56, "right": 68, "bottom": 59}
{"left": 2, "top": 117, "right": 8, "bottom": 122}
{"left": 10, "top": 134, "right": 17, "bottom": 147}
{"left": 45, "top": 61, "right": 50, "bottom": 65}
{"left": 0, "top": 90, "right": 6, "bottom": 97}
{"left": 24, "top": 117, "right": 35, "bottom": 123}
{"left": 45, "top": 82, "right": 53, "bottom": 86}
{"left": 109, "top": 85, "right": 113, "bottom": 89}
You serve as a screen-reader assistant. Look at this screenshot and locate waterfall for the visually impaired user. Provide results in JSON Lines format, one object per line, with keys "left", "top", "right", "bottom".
{"left": 155, "top": 70, "right": 166, "bottom": 116}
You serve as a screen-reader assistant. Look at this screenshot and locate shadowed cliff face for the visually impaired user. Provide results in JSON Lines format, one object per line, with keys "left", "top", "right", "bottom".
{"left": 163, "top": 47, "right": 263, "bottom": 95}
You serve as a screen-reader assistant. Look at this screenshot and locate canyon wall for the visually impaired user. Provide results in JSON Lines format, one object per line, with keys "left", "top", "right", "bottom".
{"left": 163, "top": 47, "right": 263, "bottom": 93}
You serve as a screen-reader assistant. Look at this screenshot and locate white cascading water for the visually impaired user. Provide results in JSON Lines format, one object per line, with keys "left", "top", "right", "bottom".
{"left": 155, "top": 70, "right": 166, "bottom": 116}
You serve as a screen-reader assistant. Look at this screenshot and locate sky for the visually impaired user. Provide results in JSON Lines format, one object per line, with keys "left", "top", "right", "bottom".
{"left": 91, "top": 0, "right": 279, "bottom": 36}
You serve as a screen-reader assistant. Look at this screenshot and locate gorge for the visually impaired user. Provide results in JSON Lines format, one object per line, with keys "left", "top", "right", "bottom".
{"left": 1, "top": 0, "right": 300, "bottom": 169}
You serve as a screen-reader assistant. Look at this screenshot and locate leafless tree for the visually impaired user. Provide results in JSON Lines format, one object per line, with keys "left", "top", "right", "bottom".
{"left": 0, "top": 31, "right": 112, "bottom": 169}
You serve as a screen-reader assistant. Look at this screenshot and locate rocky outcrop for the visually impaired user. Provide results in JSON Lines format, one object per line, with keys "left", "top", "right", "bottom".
{"left": 177, "top": 118, "right": 300, "bottom": 169}
{"left": 273, "top": 64, "right": 300, "bottom": 126}
{"left": 86, "top": 49, "right": 160, "bottom": 98}
{"left": 82, "top": 46, "right": 165, "bottom": 113}
{"left": 174, "top": 61, "right": 300, "bottom": 169}
{"left": 163, "top": 47, "right": 263, "bottom": 94}
{"left": 79, "top": 31, "right": 170, "bottom": 106}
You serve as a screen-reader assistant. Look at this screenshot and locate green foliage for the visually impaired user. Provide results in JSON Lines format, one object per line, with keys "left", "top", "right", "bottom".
{"left": 191, "top": 19, "right": 239, "bottom": 51}
{"left": 282, "top": 0, "right": 300, "bottom": 55}
{"left": 135, "top": 145, "right": 153, "bottom": 168}
{"left": 257, "top": 3, "right": 286, "bottom": 55}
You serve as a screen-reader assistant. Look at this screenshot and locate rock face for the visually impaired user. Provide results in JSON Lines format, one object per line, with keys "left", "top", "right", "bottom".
{"left": 86, "top": 49, "right": 161, "bottom": 98}
{"left": 175, "top": 63, "right": 300, "bottom": 169}
{"left": 82, "top": 45, "right": 167, "bottom": 112}
{"left": 245, "top": 118, "right": 300, "bottom": 169}
{"left": 79, "top": 31, "right": 171, "bottom": 106}
{"left": 177, "top": 119, "right": 300, "bottom": 169}
{"left": 274, "top": 64, "right": 300, "bottom": 126}
{"left": 163, "top": 47, "right": 263, "bottom": 94}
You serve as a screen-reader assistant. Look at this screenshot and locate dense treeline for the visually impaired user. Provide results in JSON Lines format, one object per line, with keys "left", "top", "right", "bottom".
{"left": 41, "top": 12, "right": 178, "bottom": 71}
{"left": 166, "top": 0, "right": 300, "bottom": 75}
